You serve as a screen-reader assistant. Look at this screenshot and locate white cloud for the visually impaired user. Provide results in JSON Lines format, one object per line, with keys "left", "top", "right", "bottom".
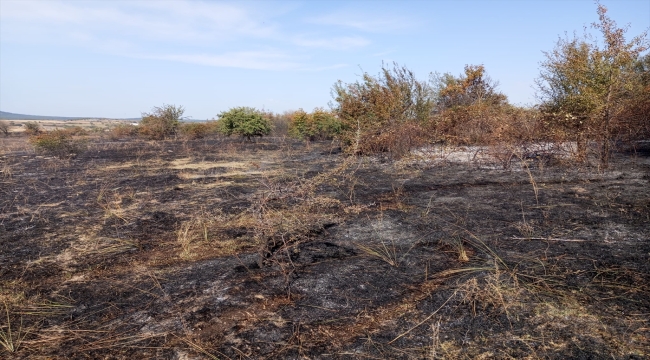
{"left": 0, "top": 0, "right": 378, "bottom": 71}
{"left": 307, "top": 12, "right": 414, "bottom": 33}
{"left": 150, "top": 51, "right": 301, "bottom": 71}
{"left": 292, "top": 36, "right": 370, "bottom": 50}
{"left": 0, "top": 0, "right": 277, "bottom": 44}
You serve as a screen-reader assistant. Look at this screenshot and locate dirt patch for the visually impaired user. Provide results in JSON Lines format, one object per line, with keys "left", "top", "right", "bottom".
{"left": 1, "top": 137, "right": 649, "bottom": 358}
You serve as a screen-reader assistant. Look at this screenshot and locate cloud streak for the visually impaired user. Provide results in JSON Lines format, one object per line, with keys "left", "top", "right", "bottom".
{"left": 292, "top": 35, "right": 370, "bottom": 50}
{"left": 306, "top": 12, "right": 415, "bottom": 33}
{"left": 0, "top": 0, "right": 278, "bottom": 44}
{"left": 1, "top": 0, "right": 382, "bottom": 71}
{"left": 150, "top": 51, "right": 302, "bottom": 71}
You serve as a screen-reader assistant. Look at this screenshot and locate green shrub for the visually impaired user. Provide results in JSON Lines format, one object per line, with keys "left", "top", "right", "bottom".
{"left": 139, "top": 104, "right": 184, "bottom": 140}
{"left": 217, "top": 107, "right": 271, "bottom": 141}
{"left": 289, "top": 108, "right": 342, "bottom": 141}
{"left": 288, "top": 109, "right": 312, "bottom": 139}
{"left": 30, "top": 130, "right": 86, "bottom": 158}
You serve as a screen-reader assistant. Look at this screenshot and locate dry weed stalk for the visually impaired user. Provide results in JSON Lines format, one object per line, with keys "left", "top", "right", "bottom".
{"left": 1, "top": 161, "right": 12, "bottom": 179}
{"left": 177, "top": 212, "right": 213, "bottom": 259}
{"left": 251, "top": 156, "right": 357, "bottom": 267}
{"left": 428, "top": 321, "right": 441, "bottom": 359}
{"left": 356, "top": 240, "right": 400, "bottom": 267}
{"left": 0, "top": 301, "right": 27, "bottom": 353}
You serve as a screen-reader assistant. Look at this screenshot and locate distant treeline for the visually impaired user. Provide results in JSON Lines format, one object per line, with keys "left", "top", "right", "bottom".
{"left": 0, "top": 111, "right": 139, "bottom": 121}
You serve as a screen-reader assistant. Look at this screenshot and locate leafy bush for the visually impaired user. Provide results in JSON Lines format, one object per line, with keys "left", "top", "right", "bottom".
{"left": 23, "top": 122, "right": 41, "bottom": 135}
{"left": 288, "top": 109, "right": 311, "bottom": 139}
{"left": 0, "top": 120, "right": 9, "bottom": 136}
{"left": 331, "top": 62, "right": 435, "bottom": 155}
{"left": 30, "top": 130, "right": 87, "bottom": 158}
{"left": 289, "top": 108, "right": 342, "bottom": 141}
{"left": 217, "top": 107, "right": 272, "bottom": 140}
{"left": 139, "top": 104, "right": 184, "bottom": 140}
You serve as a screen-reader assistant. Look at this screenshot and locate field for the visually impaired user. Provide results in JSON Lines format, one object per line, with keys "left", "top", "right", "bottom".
{"left": 1, "top": 119, "right": 131, "bottom": 134}
{"left": 1, "top": 132, "right": 649, "bottom": 359}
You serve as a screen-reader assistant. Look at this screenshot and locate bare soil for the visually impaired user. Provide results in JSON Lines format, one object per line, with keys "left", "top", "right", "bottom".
{"left": 1, "top": 135, "right": 649, "bottom": 359}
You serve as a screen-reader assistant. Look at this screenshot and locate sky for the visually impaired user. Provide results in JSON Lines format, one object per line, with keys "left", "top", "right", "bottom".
{"left": 1, "top": 0, "right": 648, "bottom": 120}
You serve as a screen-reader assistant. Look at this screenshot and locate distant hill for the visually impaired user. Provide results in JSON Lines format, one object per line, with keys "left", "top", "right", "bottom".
{"left": 0, "top": 111, "right": 139, "bottom": 121}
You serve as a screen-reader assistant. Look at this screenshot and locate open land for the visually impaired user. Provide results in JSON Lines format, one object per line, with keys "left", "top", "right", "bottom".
{"left": 1, "top": 119, "right": 132, "bottom": 134}
{"left": 1, "top": 133, "right": 649, "bottom": 359}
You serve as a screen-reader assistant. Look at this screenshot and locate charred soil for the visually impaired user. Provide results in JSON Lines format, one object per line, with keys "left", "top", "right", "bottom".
{"left": 1, "top": 136, "right": 649, "bottom": 359}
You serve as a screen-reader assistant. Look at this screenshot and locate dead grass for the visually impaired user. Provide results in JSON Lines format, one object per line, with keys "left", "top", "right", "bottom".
{"left": 0, "top": 301, "right": 26, "bottom": 353}
{"left": 1, "top": 135, "right": 648, "bottom": 358}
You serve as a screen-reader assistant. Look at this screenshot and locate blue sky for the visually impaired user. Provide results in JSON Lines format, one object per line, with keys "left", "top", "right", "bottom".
{"left": 1, "top": 0, "right": 648, "bottom": 119}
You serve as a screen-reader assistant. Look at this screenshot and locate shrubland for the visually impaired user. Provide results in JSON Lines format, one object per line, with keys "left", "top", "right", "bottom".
{"left": 6, "top": 5, "right": 650, "bottom": 359}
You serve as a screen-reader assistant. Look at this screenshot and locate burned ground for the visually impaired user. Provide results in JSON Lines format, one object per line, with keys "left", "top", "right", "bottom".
{"left": 1, "top": 136, "right": 649, "bottom": 359}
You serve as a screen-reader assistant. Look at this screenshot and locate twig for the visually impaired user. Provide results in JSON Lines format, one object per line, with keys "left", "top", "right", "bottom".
{"left": 388, "top": 289, "right": 458, "bottom": 344}
{"left": 511, "top": 237, "right": 589, "bottom": 242}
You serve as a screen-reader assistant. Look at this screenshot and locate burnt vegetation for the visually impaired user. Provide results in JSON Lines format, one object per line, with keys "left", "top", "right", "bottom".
{"left": 1, "top": 4, "right": 649, "bottom": 359}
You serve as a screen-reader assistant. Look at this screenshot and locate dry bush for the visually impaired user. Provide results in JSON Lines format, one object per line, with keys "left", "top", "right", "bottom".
{"left": 262, "top": 110, "right": 291, "bottom": 137}
{"left": 179, "top": 122, "right": 213, "bottom": 139}
{"left": 58, "top": 126, "right": 88, "bottom": 136}
{"left": 29, "top": 129, "right": 87, "bottom": 158}
{"left": 432, "top": 105, "right": 541, "bottom": 143}
{"left": 0, "top": 120, "right": 9, "bottom": 136}
{"left": 615, "top": 54, "right": 650, "bottom": 146}
{"left": 536, "top": 4, "right": 648, "bottom": 165}
{"left": 357, "top": 121, "right": 428, "bottom": 158}
{"left": 251, "top": 159, "right": 356, "bottom": 267}
{"left": 139, "top": 104, "right": 184, "bottom": 140}
{"left": 332, "top": 62, "right": 434, "bottom": 156}
{"left": 23, "top": 122, "right": 41, "bottom": 136}
{"left": 108, "top": 124, "right": 139, "bottom": 140}
{"left": 429, "top": 64, "right": 529, "bottom": 147}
